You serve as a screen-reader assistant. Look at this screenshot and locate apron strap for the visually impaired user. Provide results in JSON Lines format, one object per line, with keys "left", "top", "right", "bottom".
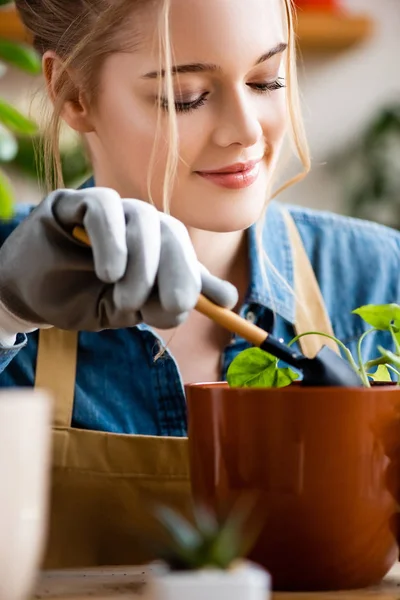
{"left": 281, "top": 208, "right": 340, "bottom": 358}
{"left": 35, "top": 328, "right": 78, "bottom": 428}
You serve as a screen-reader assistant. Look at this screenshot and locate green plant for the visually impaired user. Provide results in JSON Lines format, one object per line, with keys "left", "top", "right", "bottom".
{"left": 332, "top": 104, "right": 400, "bottom": 230}
{"left": 227, "top": 303, "right": 400, "bottom": 389}
{"left": 0, "top": 0, "right": 41, "bottom": 216}
{"left": 153, "top": 498, "right": 260, "bottom": 571}
{"left": 10, "top": 134, "right": 90, "bottom": 189}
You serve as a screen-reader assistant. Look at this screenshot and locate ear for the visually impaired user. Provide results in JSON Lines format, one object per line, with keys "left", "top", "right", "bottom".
{"left": 42, "top": 50, "right": 94, "bottom": 133}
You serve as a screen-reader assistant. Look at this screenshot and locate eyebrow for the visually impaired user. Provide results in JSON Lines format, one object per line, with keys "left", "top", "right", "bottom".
{"left": 142, "top": 42, "right": 288, "bottom": 79}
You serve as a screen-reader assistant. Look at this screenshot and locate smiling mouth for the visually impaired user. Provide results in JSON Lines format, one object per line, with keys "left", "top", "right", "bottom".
{"left": 195, "top": 160, "right": 262, "bottom": 190}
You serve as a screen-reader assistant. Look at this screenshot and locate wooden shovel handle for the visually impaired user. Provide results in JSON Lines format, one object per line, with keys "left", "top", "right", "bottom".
{"left": 195, "top": 295, "right": 267, "bottom": 346}
{"left": 72, "top": 225, "right": 268, "bottom": 347}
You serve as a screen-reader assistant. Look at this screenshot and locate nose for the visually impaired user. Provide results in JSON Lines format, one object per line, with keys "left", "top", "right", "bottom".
{"left": 212, "top": 88, "right": 263, "bottom": 149}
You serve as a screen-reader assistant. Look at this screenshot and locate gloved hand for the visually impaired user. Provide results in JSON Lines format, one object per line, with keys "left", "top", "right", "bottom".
{"left": 0, "top": 188, "right": 238, "bottom": 339}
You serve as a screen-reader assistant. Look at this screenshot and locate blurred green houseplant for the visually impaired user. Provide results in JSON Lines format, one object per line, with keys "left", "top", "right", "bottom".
{"left": 0, "top": 0, "right": 41, "bottom": 216}
{"left": 0, "top": 1, "right": 89, "bottom": 213}
{"left": 333, "top": 104, "right": 400, "bottom": 230}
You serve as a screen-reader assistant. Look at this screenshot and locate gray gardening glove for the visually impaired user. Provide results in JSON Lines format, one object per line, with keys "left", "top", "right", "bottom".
{"left": 0, "top": 188, "right": 238, "bottom": 338}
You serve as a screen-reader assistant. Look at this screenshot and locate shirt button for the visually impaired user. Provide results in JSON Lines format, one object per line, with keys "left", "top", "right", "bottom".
{"left": 245, "top": 311, "right": 256, "bottom": 324}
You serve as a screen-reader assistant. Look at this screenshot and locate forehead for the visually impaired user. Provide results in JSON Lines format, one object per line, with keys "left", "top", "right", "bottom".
{"left": 142, "top": 0, "right": 286, "bottom": 68}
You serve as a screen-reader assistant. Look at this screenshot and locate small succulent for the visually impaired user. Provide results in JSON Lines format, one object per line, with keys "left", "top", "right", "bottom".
{"left": 153, "top": 497, "right": 261, "bottom": 572}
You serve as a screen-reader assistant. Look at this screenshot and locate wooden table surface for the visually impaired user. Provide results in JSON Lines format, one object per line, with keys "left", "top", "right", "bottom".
{"left": 34, "top": 562, "right": 400, "bottom": 600}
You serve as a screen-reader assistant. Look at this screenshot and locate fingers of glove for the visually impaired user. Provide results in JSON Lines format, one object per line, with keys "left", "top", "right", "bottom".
{"left": 157, "top": 214, "right": 201, "bottom": 314}
{"left": 112, "top": 199, "right": 161, "bottom": 312}
{"left": 141, "top": 296, "right": 189, "bottom": 329}
{"left": 200, "top": 264, "right": 238, "bottom": 309}
{"left": 54, "top": 187, "right": 128, "bottom": 283}
{"left": 98, "top": 287, "right": 142, "bottom": 329}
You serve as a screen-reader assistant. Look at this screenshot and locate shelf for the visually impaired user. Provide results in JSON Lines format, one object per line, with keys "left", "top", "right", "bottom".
{"left": 296, "top": 11, "right": 373, "bottom": 52}
{"left": 0, "top": 6, "right": 373, "bottom": 52}
{"left": 0, "top": 7, "right": 31, "bottom": 43}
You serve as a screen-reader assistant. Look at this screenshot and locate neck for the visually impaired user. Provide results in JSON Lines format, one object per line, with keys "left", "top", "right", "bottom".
{"left": 187, "top": 227, "right": 249, "bottom": 303}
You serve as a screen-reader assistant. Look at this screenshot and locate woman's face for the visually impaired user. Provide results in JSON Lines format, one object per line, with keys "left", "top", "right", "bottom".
{"left": 87, "top": 0, "right": 288, "bottom": 232}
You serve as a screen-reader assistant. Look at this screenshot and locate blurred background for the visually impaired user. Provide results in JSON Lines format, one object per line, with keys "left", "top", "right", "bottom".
{"left": 0, "top": 0, "right": 399, "bottom": 228}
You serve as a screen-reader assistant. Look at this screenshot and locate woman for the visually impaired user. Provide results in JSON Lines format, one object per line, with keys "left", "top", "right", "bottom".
{"left": 0, "top": 0, "right": 399, "bottom": 567}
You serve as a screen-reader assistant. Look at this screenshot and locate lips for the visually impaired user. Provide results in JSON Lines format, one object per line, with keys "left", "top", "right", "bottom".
{"left": 195, "top": 159, "right": 262, "bottom": 190}
{"left": 198, "top": 160, "right": 262, "bottom": 175}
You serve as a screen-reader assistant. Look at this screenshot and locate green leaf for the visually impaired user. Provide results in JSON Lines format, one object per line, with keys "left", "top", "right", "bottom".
{"left": 352, "top": 304, "right": 400, "bottom": 331}
{"left": 274, "top": 367, "right": 300, "bottom": 387}
{"left": 227, "top": 347, "right": 298, "bottom": 389}
{"left": 378, "top": 346, "right": 400, "bottom": 369}
{"left": 192, "top": 504, "right": 218, "bottom": 538}
{"left": 0, "top": 100, "right": 38, "bottom": 135}
{"left": 0, "top": 40, "right": 41, "bottom": 74}
{"left": 368, "top": 364, "right": 392, "bottom": 382}
{"left": 0, "top": 0, "right": 14, "bottom": 5}
{"left": 0, "top": 124, "right": 18, "bottom": 162}
{"left": 207, "top": 520, "right": 240, "bottom": 568}
{"left": 227, "top": 348, "right": 277, "bottom": 387}
{"left": 154, "top": 505, "right": 202, "bottom": 552}
{"left": 0, "top": 168, "right": 14, "bottom": 218}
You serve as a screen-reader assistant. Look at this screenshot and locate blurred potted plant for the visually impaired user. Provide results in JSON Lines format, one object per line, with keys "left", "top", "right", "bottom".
{"left": 147, "top": 501, "right": 270, "bottom": 600}
{"left": 332, "top": 104, "right": 400, "bottom": 230}
{"left": 0, "top": 0, "right": 41, "bottom": 216}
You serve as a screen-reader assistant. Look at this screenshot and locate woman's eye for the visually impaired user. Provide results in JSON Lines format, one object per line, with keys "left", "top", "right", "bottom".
{"left": 249, "top": 77, "right": 286, "bottom": 93}
{"left": 158, "top": 78, "right": 284, "bottom": 114}
{"left": 160, "top": 92, "right": 209, "bottom": 114}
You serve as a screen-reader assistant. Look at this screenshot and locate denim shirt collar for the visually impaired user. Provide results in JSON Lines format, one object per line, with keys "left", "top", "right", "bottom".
{"left": 78, "top": 177, "right": 296, "bottom": 324}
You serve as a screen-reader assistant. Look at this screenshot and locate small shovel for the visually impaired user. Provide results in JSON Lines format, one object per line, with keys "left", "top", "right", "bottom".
{"left": 196, "top": 295, "right": 363, "bottom": 387}
{"left": 73, "top": 226, "right": 363, "bottom": 387}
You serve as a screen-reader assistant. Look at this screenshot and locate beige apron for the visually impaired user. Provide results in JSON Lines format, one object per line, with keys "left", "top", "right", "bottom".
{"left": 35, "top": 210, "right": 338, "bottom": 568}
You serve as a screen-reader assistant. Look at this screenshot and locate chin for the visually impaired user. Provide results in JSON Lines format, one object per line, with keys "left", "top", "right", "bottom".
{"left": 183, "top": 205, "right": 264, "bottom": 233}
{"left": 172, "top": 179, "right": 269, "bottom": 232}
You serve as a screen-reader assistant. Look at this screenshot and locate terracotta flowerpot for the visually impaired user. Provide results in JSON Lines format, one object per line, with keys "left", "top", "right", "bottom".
{"left": 186, "top": 383, "right": 400, "bottom": 591}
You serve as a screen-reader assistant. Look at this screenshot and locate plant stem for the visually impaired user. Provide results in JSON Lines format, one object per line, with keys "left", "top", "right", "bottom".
{"left": 385, "top": 364, "right": 400, "bottom": 380}
{"left": 389, "top": 324, "right": 400, "bottom": 355}
{"left": 356, "top": 329, "right": 376, "bottom": 388}
{"left": 288, "top": 331, "right": 360, "bottom": 377}
{"left": 364, "top": 356, "right": 388, "bottom": 371}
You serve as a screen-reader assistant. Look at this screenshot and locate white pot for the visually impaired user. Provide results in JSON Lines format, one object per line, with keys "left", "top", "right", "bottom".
{"left": 150, "top": 561, "right": 270, "bottom": 600}
{"left": 0, "top": 390, "right": 52, "bottom": 600}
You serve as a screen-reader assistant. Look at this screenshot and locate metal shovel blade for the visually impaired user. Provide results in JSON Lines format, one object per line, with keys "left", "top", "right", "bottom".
{"left": 260, "top": 336, "right": 364, "bottom": 387}
{"left": 298, "top": 346, "right": 364, "bottom": 387}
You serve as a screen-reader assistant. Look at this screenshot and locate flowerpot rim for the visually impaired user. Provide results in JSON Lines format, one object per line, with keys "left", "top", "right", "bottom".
{"left": 186, "top": 381, "right": 399, "bottom": 394}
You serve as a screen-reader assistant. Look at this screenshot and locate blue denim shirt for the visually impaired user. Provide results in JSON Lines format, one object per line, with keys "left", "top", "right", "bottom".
{"left": 0, "top": 198, "right": 399, "bottom": 436}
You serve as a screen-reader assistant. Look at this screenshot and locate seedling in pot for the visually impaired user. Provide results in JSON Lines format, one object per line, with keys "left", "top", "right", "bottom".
{"left": 227, "top": 303, "right": 400, "bottom": 389}
{"left": 152, "top": 496, "right": 261, "bottom": 572}
{"left": 147, "top": 498, "right": 270, "bottom": 600}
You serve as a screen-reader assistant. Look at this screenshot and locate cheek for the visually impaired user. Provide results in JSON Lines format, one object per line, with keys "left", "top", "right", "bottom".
{"left": 94, "top": 97, "right": 172, "bottom": 199}
{"left": 175, "top": 113, "right": 211, "bottom": 170}
{"left": 261, "top": 96, "right": 288, "bottom": 149}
